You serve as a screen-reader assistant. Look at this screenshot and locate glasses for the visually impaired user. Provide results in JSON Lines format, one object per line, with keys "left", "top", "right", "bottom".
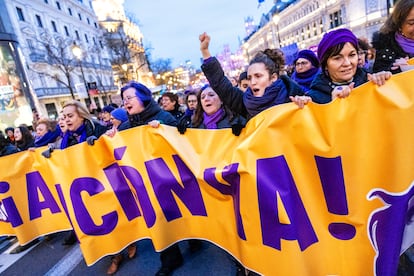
{"left": 187, "top": 100, "right": 197, "bottom": 103}
{"left": 123, "top": 95, "right": 137, "bottom": 104}
{"left": 295, "top": 61, "right": 310, "bottom": 67}
{"left": 358, "top": 50, "right": 367, "bottom": 56}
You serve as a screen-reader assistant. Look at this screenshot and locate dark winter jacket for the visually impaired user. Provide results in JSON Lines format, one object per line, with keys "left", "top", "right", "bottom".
{"left": 372, "top": 31, "right": 414, "bottom": 74}
{"left": 307, "top": 68, "right": 368, "bottom": 104}
{"left": 193, "top": 110, "right": 246, "bottom": 130}
{"left": 0, "top": 143, "right": 20, "bottom": 157}
{"left": 201, "top": 57, "right": 304, "bottom": 119}
{"left": 167, "top": 108, "right": 184, "bottom": 121}
{"left": 118, "top": 99, "right": 177, "bottom": 130}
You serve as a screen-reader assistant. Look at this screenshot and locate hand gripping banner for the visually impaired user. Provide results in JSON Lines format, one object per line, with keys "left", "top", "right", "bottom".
{"left": 1, "top": 70, "right": 414, "bottom": 275}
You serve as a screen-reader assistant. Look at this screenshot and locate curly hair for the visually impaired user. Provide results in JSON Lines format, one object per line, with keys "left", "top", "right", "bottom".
{"left": 249, "top": 48, "right": 285, "bottom": 76}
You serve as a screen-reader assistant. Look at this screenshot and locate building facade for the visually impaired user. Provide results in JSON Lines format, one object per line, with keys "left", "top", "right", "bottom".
{"left": 243, "top": 0, "right": 398, "bottom": 66}
{"left": 92, "top": 0, "right": 154, "bottom": 93}
{"left": 0, "top": 0, "right": 39, "bottom": 130}
{"left": 5, "top": 0, "right": 118, "bottom": 119}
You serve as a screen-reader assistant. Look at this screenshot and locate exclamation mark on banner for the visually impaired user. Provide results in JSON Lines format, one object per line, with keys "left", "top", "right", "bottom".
{"left": 315, "top": 156, "right": 356, "bottom": 240}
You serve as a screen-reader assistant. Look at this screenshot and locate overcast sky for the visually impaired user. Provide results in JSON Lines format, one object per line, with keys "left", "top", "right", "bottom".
{"left": 123, "top": 0, "right": 274, "bottom": 68}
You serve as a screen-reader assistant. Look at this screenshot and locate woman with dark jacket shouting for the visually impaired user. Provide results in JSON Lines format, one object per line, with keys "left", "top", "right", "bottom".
{"left": 199, "top": 32, "right": 304, "bottom": 120}
{"left": 191, "top": 84, "right": 246, "bottom": 130}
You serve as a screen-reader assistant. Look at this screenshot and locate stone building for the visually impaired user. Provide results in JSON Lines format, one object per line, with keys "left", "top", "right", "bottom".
{"left": 4, "top": 0, "right": 118, "bottom": 119}
{"left": 92, "top": 0, "right": 154, "bottom": 94}
{"left": 243, "top": 0, "right": 398, "bottom": 66}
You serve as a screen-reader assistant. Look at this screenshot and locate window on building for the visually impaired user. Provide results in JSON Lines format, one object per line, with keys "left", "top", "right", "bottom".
{"left": 51, "top": 20, "right": 58, "bottom": 32}
{"left": 94, "top": 22, "right": 98, "bottom": 28}
{"left": 87, "top": 18, "right": 90, "bottom": 24}
{"left": 44, "top": 0, "right": 48, "bottom": 3}
{"left": 92, "top": 37, "right": 96, "bottom": 45}
{"left": 27, "top": 39, "right": 35, "bottom": 50}
{"left": 99, "top": 40, "right": 104, "bottom": 49}
{"left": 68, "top": 7, "right": 72, "bottom": 15}
{"left": 35, "top": 15, "right": 43, "bottom": 28}
{"left": 75, "top": 30, "right": 80, "bottom": 40}
{"left": 78, "top": 13, "right": 82, "bottom": 20}
{"left": 56, "top": 1, "right": 61, "bottom": 10}
{"left": 330, "top": 10, "right": 343, "bottom": 29}
{"left": 45, "top": 103, "right": 58, "bottom": 120}
{"left": 64, "top": 25, "right": 69, "bottom": 36}
{"left": 16, "top": 7, "right": 25, "bottom": 21}
{"left": 84, "top": 34, "right": 89, "bottom": 43}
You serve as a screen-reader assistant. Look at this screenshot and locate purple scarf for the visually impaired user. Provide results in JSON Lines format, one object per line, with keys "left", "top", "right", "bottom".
{"left": 291, "top": 67, "right": 320, "bottom": 92}
{"left": 203, "top": 108, "right": 224, "bottom": 129}
{"left": 60, "top": 123, "right": 87, "bottom": 149}
{"left": 395, "top": 32, "right": 414, "bottom": 55}
{"left": 34, "top": 128, "right": 61, "bottom": 147}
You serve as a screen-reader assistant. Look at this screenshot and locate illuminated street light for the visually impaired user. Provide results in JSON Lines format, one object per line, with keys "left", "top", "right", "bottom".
{"left": 272, "top": 14, "right": 281, "bottom": 48}
{"left": 71, "top": 44, "right": 92, "bottom": 102}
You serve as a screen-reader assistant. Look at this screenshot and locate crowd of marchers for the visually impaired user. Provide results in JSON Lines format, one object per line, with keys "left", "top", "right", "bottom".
{"left": 1, "top": 0, "right": 414, "bottom": 275}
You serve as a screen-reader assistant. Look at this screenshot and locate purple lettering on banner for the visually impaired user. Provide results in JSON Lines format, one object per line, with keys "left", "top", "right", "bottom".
{"left": 368, "top": 184, "right": 414, "bottom": 276}
{"left": 0, "top": 181, "right": 23, "bottom": 227}
{"left": 204, "top": 163, "right": 246, "bottom": 240}
{"left": 104, "top": 163, "right": 142, "bottom": 221}
{"left": 315, "top": 156, "right": 356, "bottom": 240}
{"left": 55, "top": 184, "right": 73, "bottom": 225}
{"left": 257, "top": 156, "right": 318, "bottom": 251}
{"left": 145, "top": 155, "right": 207, "bottom": 221}
{"left": 71, "top": 177, "right": 118, "bottom": 235}
{"left": 121, "top": 166, "right": 156, "bottom": 227}
{"left": 26, "top": 172, "right": 61, "bottom": 220}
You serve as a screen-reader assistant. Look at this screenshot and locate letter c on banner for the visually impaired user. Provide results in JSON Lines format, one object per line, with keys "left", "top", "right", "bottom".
{"left": 71, "top": 177, "right": 118, "bottom": 235}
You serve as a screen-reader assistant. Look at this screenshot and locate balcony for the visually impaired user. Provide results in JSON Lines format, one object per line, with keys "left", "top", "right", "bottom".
{"left": 35, "top": 85, "right": 119, "bottom": 99}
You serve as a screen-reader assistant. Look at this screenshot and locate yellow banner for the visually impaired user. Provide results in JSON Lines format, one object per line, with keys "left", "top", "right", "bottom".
{"left": 2, "top": 71, "right": 414, "bottom": 275}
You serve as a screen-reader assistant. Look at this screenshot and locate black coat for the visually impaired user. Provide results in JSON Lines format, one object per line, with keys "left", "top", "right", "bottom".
{"left": 193, "top": 110, "right": 246, "bottom": 130}
{"left": 307, "top": 68, "right": 368, "bottom": 104}
{"left": 119, "top": 100, "right": 177, "bottom": 130}
{"left": 372, "top": 31, "right": 414, "bottom": 74}
{"left": 201, "top": 57, "right": 303, "bottom": 119}
{"left": 0, "top": 143, "right": 20, "bottom": 157}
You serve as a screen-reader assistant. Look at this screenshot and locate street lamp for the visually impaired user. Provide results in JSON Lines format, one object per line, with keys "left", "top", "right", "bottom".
{"left": 272, "top": 14, "right": 281, "bottom": 48}
{"left": 71, "top": 44, "right": 92, "bottom": 103}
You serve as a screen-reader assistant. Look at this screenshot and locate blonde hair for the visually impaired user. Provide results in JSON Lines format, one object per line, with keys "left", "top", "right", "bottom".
{"left": 62, "top": 100, "right": 93, "bottom": 126}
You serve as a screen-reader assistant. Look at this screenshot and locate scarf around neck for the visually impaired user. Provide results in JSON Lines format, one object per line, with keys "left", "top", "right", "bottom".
{"left": 291, "top": 67, "right": 320, "bottom": 92}
{"left": 203, "top": 107, "right": 224, "bottom": 129}
{"left": 60, "top": 123, "right": 87, "bottom": 149}
{"left": 34, "top": 128, "right": 61, "bottom": 147}
{"left": 395, "top": 32, "right": 414, "bottom": 55}
{"left": 243, "top": 78, "right": 288, "bottom": 117}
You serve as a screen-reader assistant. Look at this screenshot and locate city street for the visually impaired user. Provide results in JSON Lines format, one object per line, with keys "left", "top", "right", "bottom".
{"left": 0, "top": 232, "right": 240, "bottom": 275}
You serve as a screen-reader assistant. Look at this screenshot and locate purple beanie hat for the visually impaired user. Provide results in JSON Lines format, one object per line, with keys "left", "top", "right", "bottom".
{"left": 120, "top": 81, "right": 153, "bottom": 106}
{"left": 317, "top": 28, "right": 358, "bottom": 63}
{"left": 295, "top": 49, "right": 319, "bottom": 67}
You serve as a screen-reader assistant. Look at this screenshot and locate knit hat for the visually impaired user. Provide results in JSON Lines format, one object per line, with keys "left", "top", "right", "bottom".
{"left": 102, "top": 105, "right": 115, "bottom": 113}
{"left": 294, "top": 49, "right": 319, "bottom": 68}
{"left": 120, "top": 81, "right": 153, "bottom": 106}
{"left": 110, "top": 108, "right": 128, "bottom": 123}
{"left": 317, "top": 28, "right": 358, "bottom": 63}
